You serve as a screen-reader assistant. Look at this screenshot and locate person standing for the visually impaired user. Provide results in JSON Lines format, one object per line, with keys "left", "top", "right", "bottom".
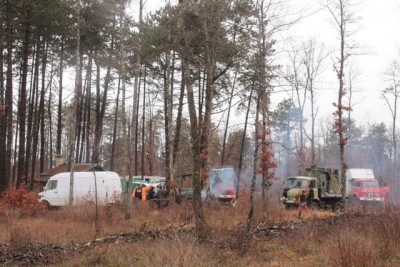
{"left": 297, "top": 189, "right": 309, "bottom": 217}
{"left": 132, "top": 184, "right": 144, "bottom": 202}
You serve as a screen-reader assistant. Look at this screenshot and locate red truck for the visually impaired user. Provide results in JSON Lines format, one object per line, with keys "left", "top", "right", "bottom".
{"left": 346, "top": 169, "right": 389, "bottom": 203}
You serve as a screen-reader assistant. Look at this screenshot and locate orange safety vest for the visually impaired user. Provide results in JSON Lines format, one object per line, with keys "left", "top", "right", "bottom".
{"left": 131, "top": 185, "right": 153, "bottom": 201}
{"left": 141, "top": 185, "right": 153, "bottom": 201}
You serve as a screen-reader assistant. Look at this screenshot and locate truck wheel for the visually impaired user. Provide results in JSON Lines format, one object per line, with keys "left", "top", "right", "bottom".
{"left": 42, "top": 201, "right": 51, "bottom": 210}
{"left": 333, "top": 202, "right": 343, "bottom": 213}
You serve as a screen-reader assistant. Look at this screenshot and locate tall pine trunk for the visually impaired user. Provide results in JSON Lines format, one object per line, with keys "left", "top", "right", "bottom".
{"left": 2, "top": 0, "right": 14, "bottom": 192}
{"left": 237, "top": 87, "right": 254, "bottom": 199}
{"left": 27, "top": 39, "right": 40, "bottom": 188}
{"left": 244, "top": 93, "right": 260, "bottom": 250}
{"left": 56, "top": 37, "right": 64, "bottom": 156}
{"left": 17, "top": 8, "right": 31, "bottom": 186}
{"left": 173, "top": 68, "right": 185, "bottom": 167}
{"left": 39, "top": 40, "right": 48, "bottom": 174}
{"left": 183, "top": 58, "right": 208, "bottom": 237}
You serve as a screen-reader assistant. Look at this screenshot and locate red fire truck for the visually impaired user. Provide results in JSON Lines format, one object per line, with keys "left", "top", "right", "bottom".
{"left": 346, "top": 168, "right": 389, "bottom": 203}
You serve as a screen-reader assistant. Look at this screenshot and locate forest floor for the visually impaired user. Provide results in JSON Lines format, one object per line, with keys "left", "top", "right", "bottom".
{"left": 0, "top": 198, "right": 399, "bottom": 267}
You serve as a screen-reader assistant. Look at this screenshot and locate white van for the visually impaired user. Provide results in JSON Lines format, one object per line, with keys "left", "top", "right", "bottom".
{"left": 38, "top": 171, "right": 122, "bottom": 207}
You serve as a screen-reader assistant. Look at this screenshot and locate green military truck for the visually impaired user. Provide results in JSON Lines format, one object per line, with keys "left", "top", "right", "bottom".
{"left": 280, "top": 166, "right": 344, "bottom": 212}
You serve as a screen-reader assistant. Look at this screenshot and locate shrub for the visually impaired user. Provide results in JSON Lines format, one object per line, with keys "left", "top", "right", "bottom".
{"left": 0, "top": 185, "right": 45, "bottom": 216}
{"left": 330, "top": 229, "right": 379, "bottom": 267}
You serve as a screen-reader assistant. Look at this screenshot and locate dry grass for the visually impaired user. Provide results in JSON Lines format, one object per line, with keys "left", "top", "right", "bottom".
{"left": 2, "top": 197, "right": 400, "bottom": 266}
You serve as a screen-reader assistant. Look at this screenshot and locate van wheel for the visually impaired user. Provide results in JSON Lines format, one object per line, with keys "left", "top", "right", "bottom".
{"left": 42, "top": 201, "right": 51, "bottom": 210}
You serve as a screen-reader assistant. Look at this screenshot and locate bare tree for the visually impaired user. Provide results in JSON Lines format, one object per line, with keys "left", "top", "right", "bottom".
{"left": 301, "top": 39, "right": 327, "bottom": 165}
{"left": 382, "top": 59, "right": 400, "bottom": 177}
{"left": 323, "top": 0, "right": 359, "bottom": 210}
{"left": 284, "top": 43, "right": 307, "bottom": 173}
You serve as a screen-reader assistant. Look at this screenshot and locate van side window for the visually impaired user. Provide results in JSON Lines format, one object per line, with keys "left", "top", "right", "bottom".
{"left": 47, "top": 180, "right": 57, "bottom": 190}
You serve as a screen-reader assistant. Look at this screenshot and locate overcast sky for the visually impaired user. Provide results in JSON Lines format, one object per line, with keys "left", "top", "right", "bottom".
{"left": 277, "top": 0, "right": 400, "bottom": 127}
{"left": 139, "top": 0, "right": 400, "bottom": 127}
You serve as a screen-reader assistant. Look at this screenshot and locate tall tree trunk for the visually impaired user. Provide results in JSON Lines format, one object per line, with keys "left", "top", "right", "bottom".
{"left": 93, "top": 57, "right": 102, "bottom": 164}
{"left": 134, "top": 74, "right": 141, "bottom": 175}
{"left": 172, "top": 68, "right": 185, "bottom": 166}
{"left": 48, "top": 74, "right": 53, "bottom": 169}
{"left": 392, "top": 96, "right": 397, "bottom": 173}
{"left": 261, "top": 110, "right": 267, "bottom": 204}
{"left": 337, "top": 1, "right": 347, "bottom": 210}
{"left": 163, "top": 51, "right": 174, "bottom": 184}
{"left": 12, "top": 120, "right": 19, "bottom": 187}
{"left": 31, "top": 49, "right": 44, "bottom": 191}
{"left": 93, "top": 22, "right": 115, "bottom": 163}
{"left": 244, "top": 93, "right": 260, "bottom": 250}
{"left": 221, "top": 70, "right": 237, "bottom": 166}
{"left": 0, "top": 23, "right": 4, "bottom": 191}
{"left": 131, "top": 0, "right": 143, "bottom": 177}
{"left": 148, "top": 118, "right": 153, "bottom": 175}
{"left": 236, "top": 87, "right": 254, "bottom": 199}
{"left": 75, "top": 43, "right": 84, "bottom": 163}
{"left": 110, "top": 76, "right": 121, "bottom": 171}
{"left": 69, "top": 0, "right": 81, "bottom": 206}
{"left": 3, "top": 0, "right": 14, "bottom": 191}
{"left": 117, "top": 0, "right": 132, "bottom": 220}
{"left": 184, "top": 58, "right": 209, "bottom": 238}
{"left": 40, "top": 40, "right": 48, "bottom": 174}
{"left": 27, "top": 39, "right": 40, "bottom": 189}
{"left": 83, "top": 54, "right": 93, "bottom": 163}
{"left": 56, "top": 37, "right": 64, "bottom": 156}
{"left": 310, "top": 80, "right": 316, "bottom": 165}
{"left": 31, "top": 36, "right": 46, "bottom": 188}
{"left": 17, "top": 8, "right": 31, "bottom": 186}
{"left": 141, "top": 65, "right": 146, "bottom": 178}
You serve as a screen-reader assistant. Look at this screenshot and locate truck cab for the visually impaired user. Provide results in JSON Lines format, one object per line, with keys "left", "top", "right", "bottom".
{"left": 346, "top": 168, "right": 390, "bottom": 203}
{"left": 281, "top": 176, "right": 318, "bottom": 209}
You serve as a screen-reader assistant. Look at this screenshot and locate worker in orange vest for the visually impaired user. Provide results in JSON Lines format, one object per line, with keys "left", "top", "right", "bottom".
{"left": 132, "top": 184, "right": 153, "bottom": 201}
